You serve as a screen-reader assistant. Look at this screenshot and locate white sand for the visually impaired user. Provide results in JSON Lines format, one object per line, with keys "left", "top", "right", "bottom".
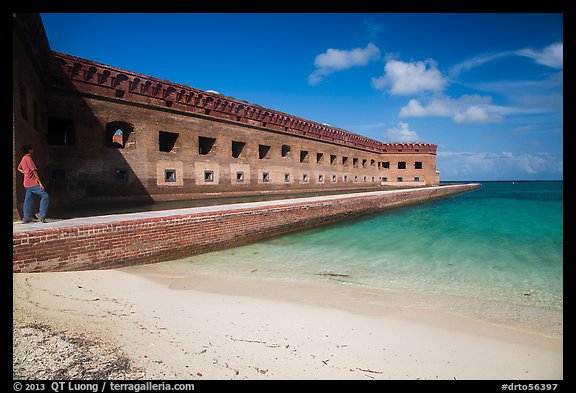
{"left": 13, "top": 266, "right": 562, "bottom": 380}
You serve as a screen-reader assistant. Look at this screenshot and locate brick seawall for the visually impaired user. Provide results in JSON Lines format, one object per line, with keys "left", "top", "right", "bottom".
{"left": 13, "top": 184, "right": 480, "bottom": 273}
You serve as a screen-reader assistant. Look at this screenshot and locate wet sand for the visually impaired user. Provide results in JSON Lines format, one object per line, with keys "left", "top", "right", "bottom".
{"left": 13, "top": 265, "right": 562, "bottom": 380}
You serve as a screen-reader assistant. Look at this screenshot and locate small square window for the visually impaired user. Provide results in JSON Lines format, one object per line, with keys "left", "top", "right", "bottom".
{"left": 303, "top": 174, "right": 309, "bottom": 182}
{"left": 344, "top": 175, "right": 348, "bottom": 183}
{"left": 330, "top": 155, "right": 337, "bottom": 165}
{"left": 284, "top": 173, "right": 291, "bottom": 182}
{"left": 397, "top": 177, "right": 403, "bottom": 182}
{"left": 204, "top": 170, "right": 214, "bottom": 182}
{"left": 415, "top": 162, "right": 423, "bottom": 169}
{"left": 262, "top": 172, "right": 270, "bottom": 182}
{"left": 114, "top": 168, "right": 128, "bottom": 184}
{"left": 159, "top": 131, "right": 179, "bottom": 152}
{"left": 318, "top": 174, "right": 324, "bottom": 183}
{"left": 382, "top": 162, "right": 390, "bottom": 169}
{"left": 236, "top": 171, "right": 244, "bottom": 182}
{"left": 232, "top": 141, "right": 245, "bottom": 158}
{"left": 259, "top": 145, "right": 271, "bottom": 159}
{"left": 354, "top": 176, "right": 358, "bottom": 183}
{"left": 199, "top": 136, "right": 216, "bottom": 155}
{"left": 398, "top": 161, "right": 406, "bottom": 169}
{"left": 331, "top": 175, "right": 337, "bottom": 183}
{"left": 414, "top": 176, "right": 420, "bottom": 182}
{"left": 165, "top": 169, "right": 176, "bottom": 182}
{"left": 382, "top": 177, "right": 388, "bottom": 182}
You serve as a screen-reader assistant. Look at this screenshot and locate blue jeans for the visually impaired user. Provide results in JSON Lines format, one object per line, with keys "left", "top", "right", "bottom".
{"left": 23, "top": 185, "right": 49, "bottom": 221}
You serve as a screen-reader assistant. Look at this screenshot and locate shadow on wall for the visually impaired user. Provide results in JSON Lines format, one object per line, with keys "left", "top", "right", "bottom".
{"left": 13, "top": 13, "right": 154, "bottom": 220}
{"left": 14, "top": 65, "right": 154, "bottom": 220}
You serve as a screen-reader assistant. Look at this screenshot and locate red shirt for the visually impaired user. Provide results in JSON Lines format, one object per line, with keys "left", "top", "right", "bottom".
{"left": 17, "top": 155, "right": 39, "bottom": 188}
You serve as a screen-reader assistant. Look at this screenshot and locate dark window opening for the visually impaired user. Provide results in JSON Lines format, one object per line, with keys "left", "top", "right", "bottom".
{"left": 353, "top": 158, "right": 358, "bottom": 168}
{"left": 398, "top": 161, "right": 406, "bottom": 169}
{"left": 397, "top": 177, "right": 403, "bottom": 182}
{"left": 47, "top": 117, "right": 75, "bottom": 146}
{"left": 318, "top": 174, "right": 324, "bottom": 183}
{"left": 300, "top": 150, "right": 309, "bottom": 163}
{"left": 371, "top": 159, "right": 375, "bottom": 167}
{"left": 330, "top": 155, "right": 337, "bottom": 165}
{"left": 354, "top": 176, "right": 358, "bottom": 183}
{"left": 316, "top": 153, "right": 324, "bottom": 164}
{"left": 159, "top": 131, "right": 179, "bottom": 152}
{"left": 331, "top": 175, "right": 337, "bottom": 182}
{"left": 382, "top": 161, "right": 390, "bottom": 169}
{"left": 382, "top": 177, "right": 388, "bottom": 182}
{"left": 284, "top": 173, "right": 290, "bottom": 182}
{"left": 199, "top": 136, "right": 216, "bottom": 155}
{"left": 259, "top": 144, "right": 271, "bottom": 159}
{"left": 344, "top": 175, "right": 348, "bottom": 183}
{"left": 342, "top": 156, "right": 349, "bottom": 166}
{"left": 106, "top": 122, "right": 133, "bottom": 148}
{"left": 262, "top": 172, "right": 270, "bottom": 182}
{"left": 415, "top": 161, "right": 423, "bottom": 169}
{"left": 114, "top": 168, "right": 128, "bottom": 184}
{"left": 164, "top": 169, "right": 176, "bottom": 182}
{"left": 363, "top": 176, "right": 367, "bottom": 182}
{"left": 236, "top": 172, "right": 244, "bottom": 182}
{"left": 303, "top": 173, "right": 309, "bottom": 182}
{"left": 414, "top": 176, "right": 420, "bottom": 182}
{"left": 281, "top": 145, "right": 291, "bottom": 157}
{"left": 232, "top": 141, "right": 245, "bottom": 158}
{"left": 204, "top": 170, "right": 214, "bottom": 182}
{"left": 362, "top": 159, "right": 367, "bottom": 168}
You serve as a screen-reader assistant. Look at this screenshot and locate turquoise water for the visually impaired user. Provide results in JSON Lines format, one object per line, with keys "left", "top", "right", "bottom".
{"left": 169, "top": 182, "right": 563, "bottom": 310}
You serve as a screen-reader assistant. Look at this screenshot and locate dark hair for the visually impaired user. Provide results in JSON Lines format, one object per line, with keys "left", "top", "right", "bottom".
{"left": 21, "top": 144, "right": 33, "bottom": 154}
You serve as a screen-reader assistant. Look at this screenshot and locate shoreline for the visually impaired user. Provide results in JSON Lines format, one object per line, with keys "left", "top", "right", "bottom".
{"left": 13, "top": 264, "right": 562, "bottom": 380}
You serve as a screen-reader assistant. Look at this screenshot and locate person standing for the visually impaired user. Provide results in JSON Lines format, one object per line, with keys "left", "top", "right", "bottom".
{"left": 17, "top": 144, "right": 49, "bottom": 223}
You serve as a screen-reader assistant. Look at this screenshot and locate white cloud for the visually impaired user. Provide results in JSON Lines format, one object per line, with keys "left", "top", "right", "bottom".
{"left": 384, "top": 121, "right": 420, "bottom": 142}
{"left": 516, "top": 42, "right": 563, "bottom": 69}
{"left": 371, "top": 58, "right": 448, "bottom": 95}
{"left": 449, "top": 51, "right": 513, "bottom": 79}
{"left": 308, "top": 43, "right": 381, "bottom": 85}
{"left": 453, "top": 106, "right": 492, "bottom": 124}
{"left": 399, "top": 94, "right": 543, "bottom": 124}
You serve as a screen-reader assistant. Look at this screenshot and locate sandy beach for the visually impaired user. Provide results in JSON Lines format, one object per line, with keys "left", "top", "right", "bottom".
{"left": 13, "top": 263, "right": 563, "bottom": 380}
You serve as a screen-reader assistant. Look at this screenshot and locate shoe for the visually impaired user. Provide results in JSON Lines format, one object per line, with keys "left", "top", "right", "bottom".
{"left": 22, "top": 219, "right": 32, "bottom": 224}
{"left": 35, "top": 213, "right": 47, "bottom": 223}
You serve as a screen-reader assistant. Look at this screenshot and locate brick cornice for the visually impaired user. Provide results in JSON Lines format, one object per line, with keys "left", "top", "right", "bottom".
{"left": 48, "top": 51, "right": 437, "bottom": 155}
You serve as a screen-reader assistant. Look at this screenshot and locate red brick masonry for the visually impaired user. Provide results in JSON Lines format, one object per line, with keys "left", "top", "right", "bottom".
{"left": 13, "top": 184, "right": 480, "bottom": 273}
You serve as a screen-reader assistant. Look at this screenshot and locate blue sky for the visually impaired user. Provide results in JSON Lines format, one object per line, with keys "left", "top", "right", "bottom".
{"left": 40, "top": 13, "right": 563, "bottom": 181}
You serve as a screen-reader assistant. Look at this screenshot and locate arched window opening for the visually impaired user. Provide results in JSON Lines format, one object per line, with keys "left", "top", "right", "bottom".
{"left": 106, "top": 121, "right": 134, "bottom": 148}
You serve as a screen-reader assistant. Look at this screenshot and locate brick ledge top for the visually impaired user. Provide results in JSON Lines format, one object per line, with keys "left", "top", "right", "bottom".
{"left": 13, "top": 184, "right": 480, "bottom": 235}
